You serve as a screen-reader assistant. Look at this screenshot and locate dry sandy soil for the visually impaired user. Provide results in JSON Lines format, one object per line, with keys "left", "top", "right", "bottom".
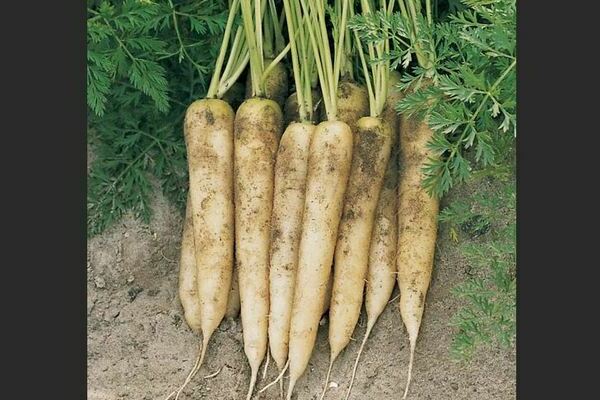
{"left": 87, "top": 187, "right": 515, "bottom": 400}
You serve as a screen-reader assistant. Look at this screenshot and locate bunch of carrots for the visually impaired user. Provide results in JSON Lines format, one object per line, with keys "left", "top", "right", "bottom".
{"left": 167, "top": 0, "right": 439, "bottom": 399}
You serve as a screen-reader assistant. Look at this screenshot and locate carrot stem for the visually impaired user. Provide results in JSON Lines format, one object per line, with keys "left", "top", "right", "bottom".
{"left": 207, "top": 0, "right": 241, "bottom": 98}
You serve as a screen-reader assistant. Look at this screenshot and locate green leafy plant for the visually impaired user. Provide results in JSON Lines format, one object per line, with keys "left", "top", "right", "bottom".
{"left": 87, "top": 0, "right": 229, "bottom": 236}
{"left": 350, "top": 0, "right": 516, "bottom": 358}
{"left": 440, "top": 174, "right": 515, "bottom": 359}
{"left": 350, "top": 0, "right": 516, "bottom": 198}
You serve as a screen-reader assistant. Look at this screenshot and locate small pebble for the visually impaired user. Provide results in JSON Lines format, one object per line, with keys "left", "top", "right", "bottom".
{"left": 127, "top": 275, "right": 135, "bottom": 283}
{"left": 172, "top": 314, "right": 182, "bottom": 328}
{"left": 128, "top": 286, "right": 144, "bottom": 302}
{"left": 328, "top": 382, "right": 338, "bottom": 389}
{"left": 94, "top": 276, "right": 106, "bottom": 289}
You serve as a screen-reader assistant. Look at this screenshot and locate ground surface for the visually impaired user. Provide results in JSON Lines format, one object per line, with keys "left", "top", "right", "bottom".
{"left": 87, "top": 186, "right": 515, "bottom": 400}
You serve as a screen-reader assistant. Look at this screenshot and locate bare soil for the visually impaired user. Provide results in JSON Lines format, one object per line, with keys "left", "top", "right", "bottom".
{"left": 87, "top": 187, "right": 515, "bottom": 400}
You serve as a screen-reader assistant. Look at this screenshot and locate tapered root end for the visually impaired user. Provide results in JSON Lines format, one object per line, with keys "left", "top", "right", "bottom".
{"left": 197, "top": 336, "right": 209, "bottom": 371}
{"left": 169, "top": 339, "right": 207, "bottom": 400}
{"left": 263, "top": 351, "right": 271, "bottom": 380}
{"left": 259, "top": 360, "right": 289, "bottom": 394}
{"left": 285, "top": 376, "right": 298, "bottom": 400}
{"left": 279, "top": 378, "right": 284, "bottom": 399}
{"left": 318, "top": 358, "right": 335, "bottom": 400}
{"left": 402, "top": 341, "right": 416, "bottom": 400}
{"left": 246, "top": 369, "right": 258, "bottom": 400}
{"left": 345, "top": 324, "right": 374, "bottom": 400}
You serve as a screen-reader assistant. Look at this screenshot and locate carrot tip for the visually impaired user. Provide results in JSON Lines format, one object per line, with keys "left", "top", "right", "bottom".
{"left": 259, "top": 360, "right": 289, "bottom": 393}
{"left": 285, "top": 374, "right": 298, "bottom": 400}
{"left": 246, "top": 369, "right": 258, "bottom": 400}
{"left": 279, "top": 377, "right": 284, "bottom": 399}
{"left": 169, "top": 340, "right": 205, "bottom": 400}
{"left": 402, "top": 342, "right": 416, "bottom": 400}
{"left": 318, "top": 358, "right": 335, "bottom": 400}
{"left": 262, "top": 350, "right": 271, "bottom": 380}
{"left": 345, "top": 323, "right": 373, "bottom": 400}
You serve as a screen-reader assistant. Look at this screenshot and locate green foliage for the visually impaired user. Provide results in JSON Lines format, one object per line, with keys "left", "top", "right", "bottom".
{"left": 87, "top": 0, "right": 229, "bottom": 236}
{"left": 350, "top": 0, "right": 516, "bottom": 198}
{"left": 440, "top": 173, "right": 516, "bottom": 359}
{"left": 351, "top": 0, "right": 516, "bottom": 359}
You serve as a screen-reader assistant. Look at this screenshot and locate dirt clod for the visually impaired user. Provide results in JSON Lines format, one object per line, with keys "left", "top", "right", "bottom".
{"left": 127, "top": 286, "right": 144, "bottom": 302}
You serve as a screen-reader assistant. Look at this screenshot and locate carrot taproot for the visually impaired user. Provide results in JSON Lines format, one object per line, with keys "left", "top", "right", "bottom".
{"left": 318, "top": 3, "right": 398, "bottom": 396}
{"left": 286, "top": 121, "right": 353, "bottom": 399}
{"left": 165, "top": 98, "right": 236, "bottom": 400}
{"left": 397, "top": 109, "right": 440, "bottom": 399}
{"left": 344, "top": 70, "right": 403, "bottom": 400}
{"left": 322, "top": 117, "right": 392, "bottom": 397}
{"left": 234, "top": 97, "right": 283, "bottom": 400}
{"left": 268, "top": 121, "right": 315, "bottom": 372}
{"left": 285, "top": 0, "right": 355, "bottom": 397}
{"left": 184, "top": 97, "right": 235, "bottom": 364}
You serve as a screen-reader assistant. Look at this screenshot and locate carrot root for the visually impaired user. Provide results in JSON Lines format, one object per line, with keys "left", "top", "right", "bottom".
{"left": 279, "top": 377, "right": 284, "bottom": 399}
{"left": 285, "top": 376, "right": 298, "bottom": 400}
{"left": 170, "top": 348, "right": 202, "bottom": 400}
{"left": 402, "top": 341, "right": 416, "bottom": 399}
{"left": 168, "top": 336, "right": 208, "bottom": 400}
{"left": 319, "top": 358, "right": 334, "bottom": 400}
{"left": 246, "top": 368, "right": 259, "bottom": 400}
{"left": 263, "top": 349, "right": 271, "bottom": 380}
{"left": 259, "top": 359, "right": 289, "bottom": 393}
{"left": 344, "top": 322, "right": 374, "bottom": 400}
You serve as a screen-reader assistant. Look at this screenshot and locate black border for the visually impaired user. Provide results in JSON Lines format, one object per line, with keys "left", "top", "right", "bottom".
{"left": 4, "top": 1, "right": 87, "bottom": 398}
{"left": 518, "top": 0, "right": 594, "bottom": 398}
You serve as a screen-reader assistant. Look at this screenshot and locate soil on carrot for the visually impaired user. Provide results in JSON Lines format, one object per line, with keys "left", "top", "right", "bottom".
{"left": 87, "top": 183, "right": 515, "bottom": 400}
{"left": 284, "top": 93, "right": 323, "bottom": 126}
{"left": 244, "top": 62, "right": 289, "bottom": 110}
